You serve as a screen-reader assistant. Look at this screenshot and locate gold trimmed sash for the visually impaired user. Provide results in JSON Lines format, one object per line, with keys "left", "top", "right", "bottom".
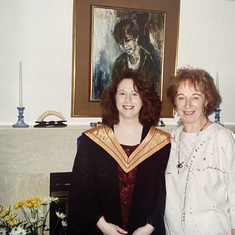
{"left": 84, "top": 125, "right": 171, "bottom": 173}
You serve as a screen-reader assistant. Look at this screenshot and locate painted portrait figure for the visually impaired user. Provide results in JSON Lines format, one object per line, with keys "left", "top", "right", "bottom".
{"left": 91, "top": 7, "right": 165, "bottom": 100}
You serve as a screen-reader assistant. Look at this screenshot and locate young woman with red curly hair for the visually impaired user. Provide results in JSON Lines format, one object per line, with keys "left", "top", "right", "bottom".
{"left": 68, "top": 68, "right": 170, "bottom": 235}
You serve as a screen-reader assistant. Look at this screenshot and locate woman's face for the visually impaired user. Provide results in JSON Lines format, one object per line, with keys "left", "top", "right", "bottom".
{"left": 115, "top": 78, "right": 143, "bottom": 122}
{"left": 175, "top": 80, "right": 208, "bottom": 126}
{"left": 119, "top": 35, "right": 138, "bottom": 55}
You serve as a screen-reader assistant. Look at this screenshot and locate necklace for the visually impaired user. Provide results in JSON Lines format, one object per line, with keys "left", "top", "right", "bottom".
{"left": 177, "top": 118, "right": 209, "bottom": 174}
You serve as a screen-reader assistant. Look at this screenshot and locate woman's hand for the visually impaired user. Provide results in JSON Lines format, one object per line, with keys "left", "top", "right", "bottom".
{"left": 132, "top": 223, "right": 154, "bottom": 235}
{"left": 97, "top": 216, "right": 128, "bottom": 235}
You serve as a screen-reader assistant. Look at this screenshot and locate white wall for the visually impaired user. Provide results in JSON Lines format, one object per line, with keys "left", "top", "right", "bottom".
{"left": 0, "top": 0, "right": 235, "bottom": 126}
{"left": 177, "top": 0, "right": 235, "bottom": 125}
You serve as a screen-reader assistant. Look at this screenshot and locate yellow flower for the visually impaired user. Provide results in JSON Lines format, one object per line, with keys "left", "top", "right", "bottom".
{"left": 4, "top": 213, "right": 16, "bottom": 222}
{"left": 14, "top": 200, "right": 27, "bottom": 209}
{"left": 29, "top": 197, "right": 43, "bottom": 204}
{"left": 14, "top": 202, "right": 22, "bottom": 209}
{"left": 25, "top": 197, "right": 43, "bottom": 208}
{"left": 26, "top": 201, "right": 33, "bottom": 208}
{"left": 36, "top": 198, "right": 43, "bottom": 204}
{"left": 0, "top": 206, "right": 10, "bottom": 218}
{"left": 9, "top": 218, "right": 20, "bottom": 226}
{"left": 1, "top": 196, "right": 66, "bottom": 234}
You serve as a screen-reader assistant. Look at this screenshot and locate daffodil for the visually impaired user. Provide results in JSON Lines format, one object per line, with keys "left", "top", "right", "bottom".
{"left": 14, "top": 203, "right": 21, "bottom": 210}
{"left": 0, "top": 206, "right": 10, "bottom": 218}
{"left": 25, "top": 201, "right": 33, "bottom": 208}
{"left": 14, "top": 200, "right": 27, "bottom": 210}
{"left": 24, "top": 197, "right": 43, "bottom": 209}
{"left": 36, "top": 198, "right": 43, "bottom": 204}
{"left": 1, "top": 197, "right": 66, "bottom": 234}
{"left": 8, "top": 218, "right": 20, "bottom": 226}
{"left": 4, "top": 214, "right": 17, "bottom": 222}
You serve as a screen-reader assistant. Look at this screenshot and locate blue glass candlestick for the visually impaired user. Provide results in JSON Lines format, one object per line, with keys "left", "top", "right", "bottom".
{"left": 13, "top": 107, "right": 29, "bottom": 128}
{"left": 214, "top": 108, "right": 223, "bottom": 126}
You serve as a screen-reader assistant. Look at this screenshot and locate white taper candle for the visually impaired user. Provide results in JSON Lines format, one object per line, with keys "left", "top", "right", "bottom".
{"left": 215, "top": 72, "right": 219, "bottom": 93}
{"left": 19, "top": 61, "right": 23, "bottom": 107}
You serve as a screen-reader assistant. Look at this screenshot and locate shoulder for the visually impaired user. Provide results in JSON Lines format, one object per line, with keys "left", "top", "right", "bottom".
{"left": 84, "top": 124, "right": 104, "bottom": 133}
{"left": 209, "top": 123, "right": 235, "bottom": 146}
{"left": 83, "top": 125, "right": 115, "bottom": 147}
{"left": 84, "top": 125, "right": 111, "bottom": 136}
{"left": 208, "top": 123, "right": 235, "bottom": 140}
{"left": 76, "top": 126, "right": 112, "bottom": 156}
{"left": 149, "top": 126, "right": 171, "bottom": 147}
{"left": 77, "top": 125, "right": 110, "bottom": 146}
{"left": 171, "top": 125, "right": 183, "bottom": 140}
{"left": 156, "top": 127, "right": 171, "bottom": 139}
{"left": 148, "top": 126, "right": 170, "bottom": 136}
{"left": 114, "top": 53, "right": 127, "bottom": 63}
{"left": 139, "top": 46, "right": 151, "bottom": 56}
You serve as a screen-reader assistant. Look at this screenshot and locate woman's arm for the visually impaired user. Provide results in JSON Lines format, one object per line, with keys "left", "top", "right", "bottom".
{"left": 227, "top": 131, "right": 235, "bottom": 231}
{"left": 67, "top": 135, "right": 101, "bottom": 234}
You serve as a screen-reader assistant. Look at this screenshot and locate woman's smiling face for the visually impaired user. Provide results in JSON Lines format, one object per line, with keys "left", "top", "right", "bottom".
{"left": 175, "top": 80, "right": 208, "bottom": 126}
{"left": 115, "top": 78, "right": 143, "bottom": 122}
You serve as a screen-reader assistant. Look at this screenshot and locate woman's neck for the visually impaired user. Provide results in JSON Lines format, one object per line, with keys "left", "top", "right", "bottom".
{"left": 183, "top": 117, "right": 211, "bottom": 133}
{"left": 114, "top": 121, "right": 143, "bottom": 145}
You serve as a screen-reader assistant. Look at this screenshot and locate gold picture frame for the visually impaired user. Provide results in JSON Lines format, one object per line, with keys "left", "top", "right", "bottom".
{"left": 71, "top": 0, "right": 180, "bottom": 117}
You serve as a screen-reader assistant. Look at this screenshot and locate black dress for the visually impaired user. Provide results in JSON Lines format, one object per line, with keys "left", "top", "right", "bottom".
{"left": 67, "top": 125, "right": 170, "bottom": 235}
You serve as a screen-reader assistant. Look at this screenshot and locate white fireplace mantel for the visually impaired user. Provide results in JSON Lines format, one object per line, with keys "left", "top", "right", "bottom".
{"left": 1, "top": 124, "right": 234, "bottom": 209}
{"left": 0, "top": 125, "right": 89, "bottom": 207}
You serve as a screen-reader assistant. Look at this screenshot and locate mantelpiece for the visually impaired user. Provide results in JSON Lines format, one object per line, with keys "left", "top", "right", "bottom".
{"left": 225, "top": 125, "right": 235, "bottom": 133}
{"left": 0, "top": 125, "right": 88, "bottom": 209}
{"left": 0, "top": 124, "right": 234, "bottom": 210}
{"left": 0, "top": 125, "right": 173, "bottom": 207}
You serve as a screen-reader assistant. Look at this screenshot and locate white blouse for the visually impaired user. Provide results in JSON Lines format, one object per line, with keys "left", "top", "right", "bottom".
{"left": 164, "top": 123, "right": 235, "bottom": 234}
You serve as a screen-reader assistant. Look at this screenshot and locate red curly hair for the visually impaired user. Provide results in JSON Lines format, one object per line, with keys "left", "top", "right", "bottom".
{"left": 167, "top": 68, "right": 221, "bottom": 116}
{"left": 101, "top": 68, "right": 161, "bottom": 127}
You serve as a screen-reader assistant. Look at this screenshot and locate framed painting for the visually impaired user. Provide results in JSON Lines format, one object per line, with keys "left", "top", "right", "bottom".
{"left": 71, "top": 0, "right": 180, "bottom": 117}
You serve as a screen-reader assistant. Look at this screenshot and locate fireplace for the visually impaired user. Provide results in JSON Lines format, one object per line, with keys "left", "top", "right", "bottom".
{"left": 50, "top": 172, "right": 72, "bottom": 234}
